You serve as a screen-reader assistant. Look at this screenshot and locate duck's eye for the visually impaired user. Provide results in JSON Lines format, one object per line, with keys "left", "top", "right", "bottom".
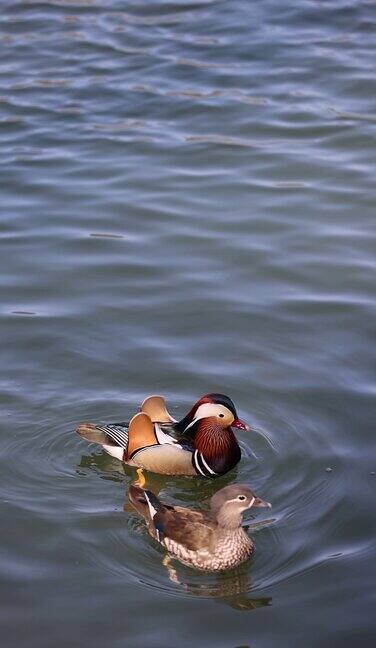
{"left": 218, "top": 413, "right": 224, "bottom": 418}
{"left": 238, "top": 495, "right": 246, "bottom": 501}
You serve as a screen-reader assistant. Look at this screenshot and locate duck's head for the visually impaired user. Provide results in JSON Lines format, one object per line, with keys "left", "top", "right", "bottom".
{"left": 178, "top": 393, "right": 251, "bottom": 434}
{"left": 211, "top": 484, "right": 271, "bottom": 529}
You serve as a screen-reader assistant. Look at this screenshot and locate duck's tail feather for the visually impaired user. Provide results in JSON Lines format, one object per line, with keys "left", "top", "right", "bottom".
{"left": 129, "top": 484, "right": 153, "bottom": 519}
{"left": 128, "top": 485, "right": 165, "bottom": 521}
{"left": 76, "top": 422, "right": 129, "bottom": 449}
{"left": 76, "top": 423, "right": 112, "bottom": 445}
{"left": 129, "top": 486, "right": 175, "bottom": 543}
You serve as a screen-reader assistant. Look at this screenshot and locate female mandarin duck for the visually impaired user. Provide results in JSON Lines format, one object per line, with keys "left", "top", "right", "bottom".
{"left": 129, "top": 483, "right": 271, "bottom": 572}
{"left": 76, "top": 393, "right": 250, "bottom": 478}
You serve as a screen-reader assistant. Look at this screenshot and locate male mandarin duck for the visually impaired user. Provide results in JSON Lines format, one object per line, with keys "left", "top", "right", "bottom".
{"left": 76, "top": 393, "right": 250, "bottom": 478}
{"left": 129, "top": 483, "right": 271, "bottom": 572}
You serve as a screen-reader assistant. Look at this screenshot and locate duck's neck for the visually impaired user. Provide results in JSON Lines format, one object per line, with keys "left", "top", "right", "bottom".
{"left": 193, "top": 419, "right": 241, "bottom": 474}
{"left": 216, "top": 508, "right": 243, "bottom": 530}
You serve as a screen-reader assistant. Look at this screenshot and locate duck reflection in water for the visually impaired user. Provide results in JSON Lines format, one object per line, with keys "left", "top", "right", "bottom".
{"left": 77, "top": 450, "right": 129, "bottom": 483}
{"left": 162, "top": 557, "right": 272, "bottom": 611}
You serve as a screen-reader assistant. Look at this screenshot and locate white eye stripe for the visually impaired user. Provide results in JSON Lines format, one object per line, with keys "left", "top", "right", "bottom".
{"left": 225, "top": 495, "right": 255, "bottom": 506}
{"left": 184, "top": 403, "right": 232, "bottom": 432}
{"left": 195, "top": 403, "right": 231, "bottom": 419}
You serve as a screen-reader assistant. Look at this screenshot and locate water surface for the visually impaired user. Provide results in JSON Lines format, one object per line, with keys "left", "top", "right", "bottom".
{"left": 1, "top": 1, "right": 375, "bottom": 647}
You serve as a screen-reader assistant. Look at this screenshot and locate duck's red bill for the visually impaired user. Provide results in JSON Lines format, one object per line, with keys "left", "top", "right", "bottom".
{"left": 232, "top": 418, "right": 251, "bottom": 432}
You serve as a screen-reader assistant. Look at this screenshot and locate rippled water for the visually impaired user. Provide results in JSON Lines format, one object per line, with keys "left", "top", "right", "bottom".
{"left": 1, "top": 1, "right": 376, "bottom": 646}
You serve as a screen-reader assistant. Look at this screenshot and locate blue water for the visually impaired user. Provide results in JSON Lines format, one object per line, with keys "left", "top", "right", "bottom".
{"left": 1, "top": 1, "right": 375, "bottom": 647}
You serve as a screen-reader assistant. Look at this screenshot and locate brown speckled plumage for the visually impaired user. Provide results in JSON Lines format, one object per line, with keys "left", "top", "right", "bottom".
{"left": 129, "top": 483, "right": 271, "bottom": 572}
{"left": 163, "top": 526, "right": 254, "bottom": 571}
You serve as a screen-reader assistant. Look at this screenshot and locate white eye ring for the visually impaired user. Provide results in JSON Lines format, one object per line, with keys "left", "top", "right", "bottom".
{"left": 238, "top": 495, "right": 246, "bottom": 501}
{"left": 218, "top": 413, "right": 224, "bottom": 418}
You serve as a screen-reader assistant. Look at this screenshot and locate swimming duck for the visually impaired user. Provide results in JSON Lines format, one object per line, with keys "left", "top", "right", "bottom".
{"left": 129, "top": 483, "right": 271, "bottom": 572}
{"left": 76, "top": 393, "right": 250, "bottom": 478}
